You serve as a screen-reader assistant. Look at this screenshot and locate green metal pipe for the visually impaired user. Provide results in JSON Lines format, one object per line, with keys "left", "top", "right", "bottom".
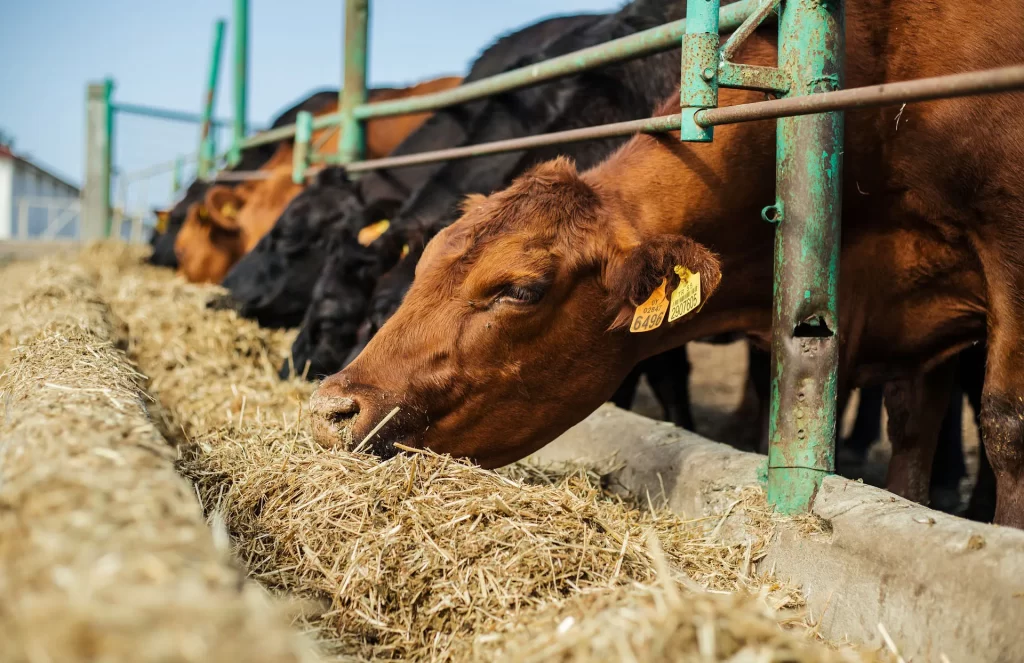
{"left": 292, "top": 111, "right": 313, "bottom": 184}
{"left": 766, "top": 0, "right": 845, "bottom": 514}
{"left": 696, "top": 63, "right": 1024, "bottom": 126}
{"left": 229, "top": 0, "right": 249, "bottom": 167}
{"left": 172, "top": 156, "right": 183, "bottom": 194}
{"left": 238, "top": 62, "right": 1024, "bottom": 178}
{"left": 338, "top": 0, "right": 370, "bottom": 165}
{"left": 317, "top": 114, "right": 683, "bottom": 172}
{"left": 101, "top": 78, "right": 115, "bottom": 237}
{"left": 197, "top": 19, "right": 226, "bottom": 179}
{"left": 235, "top": 0, "right": 761, "bottom": 151}
{"left": 679, "top": 0, "right": 720, "bottom": 142}
{"left": 352, "top": 0, "right": 760, "bottom": 121}
{"left": 112, "top": 103, "right": 232, "bottom": 126}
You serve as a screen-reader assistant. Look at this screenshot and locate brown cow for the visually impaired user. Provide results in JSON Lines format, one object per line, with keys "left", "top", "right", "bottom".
{"left": 175, "top": 76, "right": 462, "bottom": 284}
{"left": 309, "top": 1, "right": 1024, "bottom": 527}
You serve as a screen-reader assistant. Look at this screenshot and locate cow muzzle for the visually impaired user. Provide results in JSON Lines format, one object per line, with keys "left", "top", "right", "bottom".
{"left": 309, "top": 375, "right": 422, "bottom": 459}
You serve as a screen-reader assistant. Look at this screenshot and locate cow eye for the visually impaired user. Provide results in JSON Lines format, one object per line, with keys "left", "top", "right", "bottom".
{"left": 496, "top": 283, "right": 545, "bottom": 305}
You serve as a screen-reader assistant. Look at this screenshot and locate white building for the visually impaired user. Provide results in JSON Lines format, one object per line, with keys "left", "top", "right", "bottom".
{"left": 0, "top": 144, "right": 81, "bottom": 240}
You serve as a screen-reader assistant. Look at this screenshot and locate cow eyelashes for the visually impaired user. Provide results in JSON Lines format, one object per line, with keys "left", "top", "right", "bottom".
{"left": 495, "top": 283, "right": 546, "bottom": 305}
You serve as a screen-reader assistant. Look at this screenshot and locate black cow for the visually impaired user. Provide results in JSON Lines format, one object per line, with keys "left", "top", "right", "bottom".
{"left": 289, "top": 0, "right": 691, "bottom": 380}
{"left": 147, "top": 89, "right": 340, "bottom": 268}
{"left": 217, "top": 13, "right": 604, "bottom": 329}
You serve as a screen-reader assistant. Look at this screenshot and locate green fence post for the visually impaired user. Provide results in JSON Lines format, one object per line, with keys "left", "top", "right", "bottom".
{"left": 338, "top": 0, "right": 369, "bottom": 165}
{"left": 171, "top": 156, "right": 183, "bottom": 194}
{"left": 766, "top": 0, "right": 845, "bottom": 513}
{"left": 679, "top": 0, "right": 720, "bottom": 142}
{"left": 198, "top": 19, "right": 226, "bottom": 178}
{"left": 292, "top": 111, "right": 313, "bottom": 184}
{"left": 229, "top": 0, "right": 249, "bottom": 167}
{"left": 82, "top": 78, "right": 115, "bottom": 240}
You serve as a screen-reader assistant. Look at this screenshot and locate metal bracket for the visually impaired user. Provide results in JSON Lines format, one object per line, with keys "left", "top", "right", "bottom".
{"left": 719, "top": 62, "right": 790, "bottom": 94}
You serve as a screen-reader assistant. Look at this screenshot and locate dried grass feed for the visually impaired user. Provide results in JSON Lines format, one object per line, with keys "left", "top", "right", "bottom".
{"left": 0, "top": 243, "right": 895, "bottom": 662}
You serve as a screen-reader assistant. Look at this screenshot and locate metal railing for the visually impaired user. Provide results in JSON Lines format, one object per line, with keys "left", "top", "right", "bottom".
{"left": 81, "top": 0, "right": 1024, "bottom": 513}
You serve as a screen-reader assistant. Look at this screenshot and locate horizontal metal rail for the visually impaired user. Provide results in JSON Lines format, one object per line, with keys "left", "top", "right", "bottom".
{"left": 113, "top": 102, "right": 234, "bottom": 127}
{"left": 295, "top": 63, "right": 1024, "bottom": 174}
{"left": 695, "top": 63, "right": 1024, "bottom": 126}
{"left": 235, "top": 0, "right": 761, "bottom": 151}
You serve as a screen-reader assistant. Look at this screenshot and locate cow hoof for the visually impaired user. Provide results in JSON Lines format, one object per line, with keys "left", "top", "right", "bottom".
{"left": 309, "top": 390, "right": 359, "bottom": 450}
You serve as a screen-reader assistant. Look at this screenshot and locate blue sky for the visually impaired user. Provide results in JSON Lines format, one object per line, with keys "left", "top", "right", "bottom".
{"left": 0, "top": 0, "right": 621, "bottom": 211}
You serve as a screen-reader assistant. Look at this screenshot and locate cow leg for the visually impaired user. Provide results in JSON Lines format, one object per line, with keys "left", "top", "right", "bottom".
{"left": 883, "top": 360, "right": 956, "bottom": 505}
{"left": 978, "top": 331, "right": 1024, "bottom": 528}
{"left": 641, "top": 345, "right": 695, "bottom": 430}
{"left": 954, "top": 342, "right": 996, "bottom": 521}
{"left": 610, "top": 364, "right": 643, "bottom": 412}
{"left": 836, "top": 384, "right": 885, "bottom": 479}
{"left": 929, "top": 385, "right": 965, "bottom": 514}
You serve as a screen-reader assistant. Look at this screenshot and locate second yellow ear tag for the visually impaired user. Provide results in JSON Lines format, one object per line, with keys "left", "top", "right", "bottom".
{"left": 668, "top": 265, "right": 701, "bottom": 322}
{"left": 357, "top": 219, "right": 390, "bottom": 246}
{"left": 630, "top": 278, "right": 669, "bottom": 333}
{"left": 221, "top": 202, "right": 239, "bottom": 219}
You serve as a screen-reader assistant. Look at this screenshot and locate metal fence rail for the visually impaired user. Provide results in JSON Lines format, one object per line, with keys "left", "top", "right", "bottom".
{"left": 82, "top": 0, "right": 1024, "bottom": 514}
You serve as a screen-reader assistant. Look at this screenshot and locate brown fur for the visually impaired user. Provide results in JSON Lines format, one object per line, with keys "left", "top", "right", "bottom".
{"left": 311, "top": 1, "right": 1024, "bottom": 527}
{"left": 174, "top": 76, "right": 463, "bottom": 284}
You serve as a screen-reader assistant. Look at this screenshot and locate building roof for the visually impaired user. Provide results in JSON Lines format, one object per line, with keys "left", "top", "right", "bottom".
{"left": 0, "top": 145, "right": 81, "bottom": 194}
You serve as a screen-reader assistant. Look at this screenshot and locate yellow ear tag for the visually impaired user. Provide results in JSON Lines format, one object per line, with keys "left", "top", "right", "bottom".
{"left": 357, "top": 219, "right": 390, "bottom": 247}
{"left": 668, "top": 265, "right": 702, "bottom": 322}
{"left": 220, "top": 202, "right": 239, "bottom": 219}
{"left": 400, "top": 244, "right": 410, "bottom": 259}
{"left": 154, "top": 211, "right": 169, "bottom": 233}
{"left": 630, "top": 278, "right": 669, "bottom": 333}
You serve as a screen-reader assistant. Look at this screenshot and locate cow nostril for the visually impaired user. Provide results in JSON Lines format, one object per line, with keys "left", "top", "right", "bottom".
{"left": 309, "top": 389, "right": 361, "bottom": 449}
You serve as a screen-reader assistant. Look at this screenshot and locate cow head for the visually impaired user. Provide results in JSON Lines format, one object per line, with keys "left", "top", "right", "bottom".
{"left": 149, "top": 181, "right": 210, "bottom": 268}
{"left": 174, "top": 200, "right": 245, "bottom": 284}
{"left": 309, "top": 158, "right": 722, "bottom": 467}
{"left": 219, "top": 168, "right": 363, "bottom": 328}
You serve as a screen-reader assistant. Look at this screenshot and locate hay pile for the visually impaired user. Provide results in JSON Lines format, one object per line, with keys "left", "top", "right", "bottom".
{"left": 65, "top": 243, "right": 889, "bottom": 662}
{"left": 0, "top": 260, "right": 316, "bottom": 662}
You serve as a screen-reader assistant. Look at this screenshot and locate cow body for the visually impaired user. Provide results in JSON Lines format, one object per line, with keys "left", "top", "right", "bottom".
{"left": 148, "top": 90, "right": 340, "bottom": 268}
{"left": 311, "top": 0, "right": 1024, "bottom": 527}
{"left": 174, "top": 77, "right": 462, "bottom": 285}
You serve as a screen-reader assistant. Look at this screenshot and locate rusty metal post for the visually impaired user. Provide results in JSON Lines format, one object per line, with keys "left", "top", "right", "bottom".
{"left": 680, "top": 0, "right": 720, "bottom": 142}
{"left": 338, "top": 0, "right": 369, "bottom": 165}
{"left": 197, "top": 19, "right": 226, "bottom": 178}
{"left": 766, "top": 0, "right": 845, "bottom": 513}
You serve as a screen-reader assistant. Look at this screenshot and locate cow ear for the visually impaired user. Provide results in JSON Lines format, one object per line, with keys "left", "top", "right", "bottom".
{"left": 204, "top": 186, "right": 244, "bottom": 232}
{"left": 459, "top": 193, "right": 487, "bottom": 215}
{"left": 605, "top": 234, "right": 722, "bottom": 331}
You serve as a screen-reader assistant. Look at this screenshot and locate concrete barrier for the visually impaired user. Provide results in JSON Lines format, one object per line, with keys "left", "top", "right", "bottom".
{"left": 531, "top": 404, "right": 1024, "bottom": 662}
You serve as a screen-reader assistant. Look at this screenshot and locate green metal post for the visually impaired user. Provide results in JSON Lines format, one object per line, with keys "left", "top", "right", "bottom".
{"left": 171, "top": 156, "right": 183, "bottom": 194}
{"left": 229, "top": 0, "right": 249, "bottom": 167}
{"left": 680, "top": 0, "right": 720, "bottom": 142}
{"left": 766, "top": 0, "right": 845, "bottom": 513}
{"left": 198, "top": 19, "right": 226, "bottom": 178}
{"left": 292, "top": 111, "right": 313, "bottom": 184}
{"left": 82, "top": 79, "right": 115, "bottom": 240}
{"left": 338, "top": 0, "right": 369, "bottom": 165}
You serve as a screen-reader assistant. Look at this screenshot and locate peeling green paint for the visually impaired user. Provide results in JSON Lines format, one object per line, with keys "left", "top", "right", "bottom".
{"left": 338, "top": 0, "right": 370, "bottom": 165}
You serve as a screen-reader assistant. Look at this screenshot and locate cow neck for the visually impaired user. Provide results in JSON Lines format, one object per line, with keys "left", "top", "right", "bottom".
{"left": 584, "top": 127, "right": 777, "bottom": 356}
